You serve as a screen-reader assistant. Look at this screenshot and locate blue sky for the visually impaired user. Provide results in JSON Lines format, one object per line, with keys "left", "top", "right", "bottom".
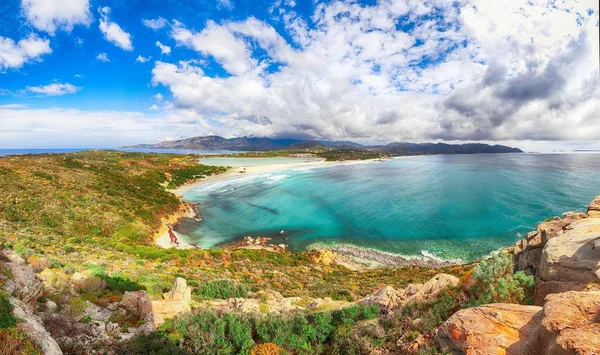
{"left": 0, "top": 0, "right": 598, "bottom": 149}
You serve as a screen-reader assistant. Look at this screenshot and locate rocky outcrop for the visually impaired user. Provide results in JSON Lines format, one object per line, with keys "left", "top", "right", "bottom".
{"left": 9, "top": 297, "right": 63, "bottom": 355}
{"left": 359, "top": 274, "right": 459, "bottom": 311}
{"left": 437, "top": 290, "right": 600, "bottom": 355}
{"left": 587, "top": 196, "right": 600, "bottom": 217}
{"left": 360, "top": 286, "right": 406, "bottom": 310}
{"left": 2, "top": 250, "right": 44, "bottom": 308}
{"left": 514, "top": 197, "right": 600, "bottom": 304}
{"left": 436, "top": 303, "right": 543, "bottom": 355}
{"left": 120, "top": 277, "right": 192, "bottom": 328}
{"left": 540, "top": 291, "right": 600, "bottom": 354}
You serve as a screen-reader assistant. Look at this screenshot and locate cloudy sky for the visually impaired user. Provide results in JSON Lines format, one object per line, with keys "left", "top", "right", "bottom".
{"left": 0, "top": 0, "right": 598, "bottom": 151}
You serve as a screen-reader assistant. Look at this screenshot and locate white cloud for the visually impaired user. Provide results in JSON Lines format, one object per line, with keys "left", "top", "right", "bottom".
{"left": 0, "top": 35, "right": 52, "bottom": 71}
{"left": 151, "top": 0, "right": 599, "bottom": 143}
{"left": 156, "top": 41, "right": 171, "bottom": 55}
{"left": 21, "top": 0, "right": 91, "bottom": 34}
{"left": 217, "top": 0, "right": 234, "bottom": 10}
{"left": 0, "top": 105, "right": 221, "bottom": 148}
{"left": 149, "top": 104, "right": 160, "bottom": 111}
{"left": 171, "top": 20, "right": 255, "bottom": 75}
{"left": 99, "top": 7, "right": 133, "bottom": 51}
{"left": 142, "top": 17, "right": 168, "bottom": 30}
{"left": 25, "top": 82, "right": 81, "bottom": 96}
{"left": 136, "top": 55, "right": 151, "bottom": 63}
{"left": 96, "top": 52, "right": 110, "bottom": 62}
{"left": 154, "top": 93, "right": 164, "bottom": 101}
{"left": 74, "top": 74, "right": 83, "bottom": 78}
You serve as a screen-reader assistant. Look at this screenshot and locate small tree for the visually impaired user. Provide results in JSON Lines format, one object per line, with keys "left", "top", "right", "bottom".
{"left": 468, "top": 253, "right": 534, "bottom": 306}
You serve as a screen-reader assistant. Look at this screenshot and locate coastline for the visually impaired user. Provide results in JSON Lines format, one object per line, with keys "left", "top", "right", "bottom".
{"left": 154, "top": 156, "right": 388, "bottom": 251}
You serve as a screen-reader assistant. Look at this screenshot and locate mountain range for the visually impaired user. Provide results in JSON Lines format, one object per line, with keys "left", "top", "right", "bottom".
{"left": 123, "top": 136, "right": 523, "bottom": 155}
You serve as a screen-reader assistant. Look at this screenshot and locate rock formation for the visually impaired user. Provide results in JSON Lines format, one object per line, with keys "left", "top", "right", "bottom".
{"left": 514, "top": 197, "right": 600, "bottom": 304}
{"left": 436, "top": 303, "right": 543, "bottom": 354}
{"left": 436, "top": 290, "right": 600, "bottom": 355}
{"left": 359, "top": 273, "right": 459, "bottom": 311}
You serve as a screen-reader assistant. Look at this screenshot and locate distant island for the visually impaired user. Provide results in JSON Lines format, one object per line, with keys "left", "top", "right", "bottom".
{"left": 123, "top": 135, "right": 523, "bottom": 157}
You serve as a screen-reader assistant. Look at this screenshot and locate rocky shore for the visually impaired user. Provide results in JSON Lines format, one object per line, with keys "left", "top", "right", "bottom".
{"left": 436, "top": 196, "right": 600, "bottom": 354}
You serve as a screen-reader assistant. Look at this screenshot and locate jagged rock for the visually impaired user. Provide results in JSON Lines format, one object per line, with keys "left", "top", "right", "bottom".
{"left": 405, "top": 283, "right": 423, "bottom": 297}
{"left": 9, "top": 296, "right": 63, "bottom": 355}
{"left": 120, "top": 290, "right": 153, "bottom": 323}
{"left": 84, "top": 301, "right": 112, "bottom": 322}
{"left": 359, "top": 286, "right": 406, "bottom": 310}
{"left": 106, "top": 322, "right": 119, "bottom": 333}
{"left": 587, "top": 196, "right": 600, "bottom": 217}
{"left": 406, "top": 273, "right": 459, "bottom": 303}
{"left": 4, "top": 252, "right": 44, "bottom": 308}
{"left": 540, "top": 291, "right": 600, "bottom": 354}
{"left": 436, "top": 303, "right": 543, "bottom": 355}
{"left": 150, "top": 277, "right": 192, "bottom": 326}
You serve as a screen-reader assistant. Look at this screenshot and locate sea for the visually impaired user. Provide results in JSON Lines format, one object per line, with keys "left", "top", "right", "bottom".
{"left": 178, "top": 153, "right": 600, "bottom": 262}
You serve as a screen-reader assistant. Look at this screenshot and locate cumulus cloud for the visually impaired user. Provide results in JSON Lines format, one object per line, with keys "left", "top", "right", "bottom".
{"left": 156, "top": 41, "right": 171, "bottom": 55}
{"left": 96, "top": 52, "right": 110, "bottom": 62}
{"left": 21, "top": 0, "right": 91, "bottom": 34}
{"left": 25, "top": 82, "right": 81, "bottom": 96}
{"left": 99, "top": 7, "right": 133, "bottom": 51}
{"left": 136, "top": 55, "right": 151, "bottom": 63}
{"left": 150, "top": 0, "right": 599, "bottom": 143}
{"left": 142, "top": 17, "right": 168, "bottom": 30}
{"left": 0, "top": 35, "right": 52, "bottom": 71}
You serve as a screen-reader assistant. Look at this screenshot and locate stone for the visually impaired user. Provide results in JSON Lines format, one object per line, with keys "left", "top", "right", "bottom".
{"left": 406, "top": 273, "right": 459, "bottom": 303}
{"left": 106, "top": 322, "right": 119, "bottom": 333}
{"left": 135, "top": 322, "right": 156, "bottom": 335}
{"left": 5, "top": 253, "right": 44, "bottom": 308}
{"left": 150, "top": 277, "right": 193, "bottom": 326}
{"left": 163, "top": 277, "right": 192, "bottom": 302}
{"left": 45, "top": 300, "right": 58, "bottom": 312}
{"left": 436, "top": 303, "right": 543, "bottom": 355}
{"left": 9, "top": 296, "right": 63, "bottom": 355}
{"left": 540, "top": 291, "right": 600, "bottom": 354}
{"left": 587, "top": 196, "right": 600, "bottom": 218}
{"left": 405, "top": 283, "right": 423, "bottom": 297}
{"left": 537, "top": 217, "right": 600, "bottom": 301}
{"left": 359, "top": 286, "right": 406, "bottom": 311}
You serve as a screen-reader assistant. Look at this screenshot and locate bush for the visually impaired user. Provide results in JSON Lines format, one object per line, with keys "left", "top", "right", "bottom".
{"left": 468, "top": 253, "right": 534, "bottom": 306}
{"left": 116, "top": 333, "right": 190, "bottom": 355}
{"left": 0, "top": 291, "right": 17, "bottom": 329}
{"left": 250, "top": 343, "right": 281, "bottom": 355}
{"left": 195, "top": 279, "right": 249, "bottom": 300}
{"left": 0, "top": 328, "right": 41, "bottom": 355}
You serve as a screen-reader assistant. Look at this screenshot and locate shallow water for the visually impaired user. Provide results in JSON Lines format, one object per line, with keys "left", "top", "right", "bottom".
{"left": 199, "top": 156, "right": 324, "bottom": 167}
{"left": 180, "top": 154, "right": 600, "bottom": 261}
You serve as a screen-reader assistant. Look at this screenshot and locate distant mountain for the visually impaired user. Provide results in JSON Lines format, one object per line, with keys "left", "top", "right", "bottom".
{"left": 123, "top": 136, "right": 522, "bottom": 155}
{"left": 381, "top": 142, "right": 523, "bottom": 155}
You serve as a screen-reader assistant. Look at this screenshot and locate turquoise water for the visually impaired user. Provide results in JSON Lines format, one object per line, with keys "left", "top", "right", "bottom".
{"left": 179, "top": 154, "right": 600, "bottom": 261}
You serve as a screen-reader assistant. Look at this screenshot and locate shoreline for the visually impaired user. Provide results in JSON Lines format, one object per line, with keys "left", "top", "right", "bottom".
{"left": 154, "top": 156, "right": 388, "bottom": 251}
{"left": 153, "top": 155, "right": 471, "bottom": 269}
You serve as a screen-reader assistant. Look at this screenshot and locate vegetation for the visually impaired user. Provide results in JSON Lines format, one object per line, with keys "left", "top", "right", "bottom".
{"left": 195, "top": 279, "right": 249, "bottom": 300}
{"left": 0, "top": 290, "right": 17, "bottom": 329}
{"left": 155, "top": 305, "right": 379, "bottom": 354}
{"left": 0, "top": 328, "right": 41, "bottom": 355}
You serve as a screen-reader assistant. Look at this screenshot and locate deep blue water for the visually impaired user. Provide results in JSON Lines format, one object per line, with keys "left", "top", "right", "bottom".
{"left": 180, "top": 154, "right": 600, "bottom": 261}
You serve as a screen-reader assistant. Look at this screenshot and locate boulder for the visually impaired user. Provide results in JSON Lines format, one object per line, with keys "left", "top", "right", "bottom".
{"left": 436, "top": 303, "right": 543, "bottom": 355}
{"left": 120, "top": 290, "right": 153, "bottom": 322}
{"left": 540, "top": 291, "right": 600, "bottom": 354}
{"left": 38, "top": 268, "right": 70, "bottom": 293}
{"left": 9, "top": 296, "right": 63, "bottom": 355}
{"left": 587, "top": 196, "right": 600, "bottom": 218}
{"left": 149, "top": 277, "right": 193, "bottom": 326}
{"left": 537, "top": 217, "right": 600, "bottom": 301}
{"left": 359, "top": 286, "right": 406, "bottom": 311}
{"left": 406, "top": 273, "right": 459, "bottom": 303}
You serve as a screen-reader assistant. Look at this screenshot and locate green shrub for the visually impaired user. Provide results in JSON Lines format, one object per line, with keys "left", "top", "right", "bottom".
{"left": 0, "top": 327, "right": 42, "bottom": 355}
{"left": 468, "top": 253, "right": 534, "bottom": 306}
{"left": 195, "top": 279, "right": 249, "bottom": 300}
{"left": 0, "top": 291, "right": 17, "bottom": 329}
{"left": 116, "top": 332, "right": 190, "bottom": 355}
